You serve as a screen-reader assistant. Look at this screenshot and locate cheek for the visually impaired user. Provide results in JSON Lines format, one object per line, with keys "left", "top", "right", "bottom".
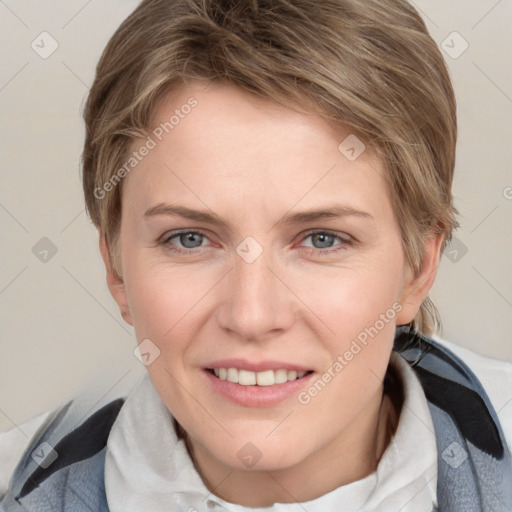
{"left": 293, "top": 256, "right": 404, "bottom": 340}
{"left": 291, "top": 251, "right": 404, "bottom": 392}
{"left": 123, "top": 263, "right": 211, "bottom": 424}
{"left": 291, "top": 269, "right": 401, "bottom": 441}
{"left": 125, "top": 264, "right": 204, "bottom": 342}
{"left": 122, "top": 253, "right": 226, "bottom": 388}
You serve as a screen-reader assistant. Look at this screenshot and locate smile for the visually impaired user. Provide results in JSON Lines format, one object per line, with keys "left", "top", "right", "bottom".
{"left": 203, "top": 359, "right": 316, "bottom": 406}
{"left": 209, "top": 368, "right": 311, "bottom": 386}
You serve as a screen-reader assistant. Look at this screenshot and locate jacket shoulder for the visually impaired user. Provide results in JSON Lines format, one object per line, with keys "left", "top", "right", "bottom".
{"left": 0, "top": 396, "right": 124, "bottom": 511}
{"left": 394, "top": 327, "right": 510, "bottom": 456}
{"left": 0, "top": 412, "right": 49, "bottom": 498}
{"left": 430, "top": 333, "right": 512, "bottom": 453}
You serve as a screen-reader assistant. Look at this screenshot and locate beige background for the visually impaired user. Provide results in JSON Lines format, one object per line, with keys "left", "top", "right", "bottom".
{"left": 1, "top": 0, "right": 511, "bottom": 433}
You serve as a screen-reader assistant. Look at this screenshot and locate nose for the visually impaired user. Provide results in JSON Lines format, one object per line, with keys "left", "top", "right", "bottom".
{"left": 216, "top": 245, "right": 296, "bottom": 342}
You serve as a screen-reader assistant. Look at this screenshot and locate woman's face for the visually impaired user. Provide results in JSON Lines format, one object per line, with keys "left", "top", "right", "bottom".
{"left": 103, "top": 81, "right": 439, "bottom": 490}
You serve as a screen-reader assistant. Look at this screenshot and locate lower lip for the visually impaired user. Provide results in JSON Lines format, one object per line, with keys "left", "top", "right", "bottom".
{"left": 203, "top": 369, "right": 315, "bottom": 407}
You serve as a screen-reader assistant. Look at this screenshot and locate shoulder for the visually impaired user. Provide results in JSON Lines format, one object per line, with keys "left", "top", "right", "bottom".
{"left": 0, "top": 412, "right": 49, "bottom": 498}
{"left": 431, "top": 332, "right": 512, "bottom": 452}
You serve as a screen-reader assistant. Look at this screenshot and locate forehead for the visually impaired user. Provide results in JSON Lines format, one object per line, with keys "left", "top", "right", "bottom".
{"left": 150, "top": 81, "right": 369, "bottom": 158}
{"left": 121, "top": 81, "right": 393, "bottom": 226}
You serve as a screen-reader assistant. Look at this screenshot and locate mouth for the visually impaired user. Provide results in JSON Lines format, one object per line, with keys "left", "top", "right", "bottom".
{"left": 203, "top": 359, "right": 316, "bottom": 406}
{"left": 206, "top": 367, "right": 314, "bottom": 386}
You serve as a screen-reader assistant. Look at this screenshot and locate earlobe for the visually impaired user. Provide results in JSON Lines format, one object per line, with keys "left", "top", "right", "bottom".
{"left": 395, "top": 232, "right": 445, "bottom": 325}
{"left": 98, "top": 233, "right": 133, "bottom": 326}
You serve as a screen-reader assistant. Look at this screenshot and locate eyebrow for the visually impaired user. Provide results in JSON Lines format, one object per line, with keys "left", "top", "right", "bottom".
{"left": 143, "top": 203, "right": 373, "bottom": 229}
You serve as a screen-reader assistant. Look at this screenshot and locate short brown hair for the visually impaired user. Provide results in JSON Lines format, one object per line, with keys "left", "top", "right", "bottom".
{"left": 81, "top": 0, "right": 459, "bottom": 335}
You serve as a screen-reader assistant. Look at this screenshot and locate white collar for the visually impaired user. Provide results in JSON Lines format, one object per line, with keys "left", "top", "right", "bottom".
{"left": 105, "top": 351, "right": 438, "bottom": 512}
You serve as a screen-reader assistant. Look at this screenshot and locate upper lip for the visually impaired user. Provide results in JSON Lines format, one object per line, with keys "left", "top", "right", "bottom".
{"left": 205, "top": 359, "right": 312, "bottom": 373}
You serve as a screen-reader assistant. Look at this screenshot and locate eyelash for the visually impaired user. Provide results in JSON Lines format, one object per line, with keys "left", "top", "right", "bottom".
{"left": 159, "top": 229, "right": 353, "bottom": 256}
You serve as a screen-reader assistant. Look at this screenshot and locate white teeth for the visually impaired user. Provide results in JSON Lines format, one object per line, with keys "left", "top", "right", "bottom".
{"left": 212, "top": 367, "right": 309, "bottom": 386}
{"left": 256, "top": 370, "right": 274, "bottom": 386}
{"left": 287, "top": 370, "right": 298, "bottom": 381}
{"left": 238, "top": 369, "right": 256, "bottom": 385}
{"left": 227, "top": 368, "right": 238, "bottom": 383}
{"left": 274, "top": 369, "right": 288, "bottom": 384}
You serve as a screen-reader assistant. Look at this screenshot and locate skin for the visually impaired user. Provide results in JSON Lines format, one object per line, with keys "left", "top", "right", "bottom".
{"left": 99, "top": 81, "right": 443, "bottom": 506}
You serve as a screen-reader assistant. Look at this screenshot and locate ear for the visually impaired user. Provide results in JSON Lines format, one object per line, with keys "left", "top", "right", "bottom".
{"left": 98, "top": 233, "right": 133, "bottom": 326}
{"left": 395, "top": 232, "right": 444, "bottom": 325}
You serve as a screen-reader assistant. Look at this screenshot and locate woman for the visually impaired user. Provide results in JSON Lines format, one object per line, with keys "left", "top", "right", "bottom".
{"left": 1, "top": 0, "right": 511, "bottom": 510}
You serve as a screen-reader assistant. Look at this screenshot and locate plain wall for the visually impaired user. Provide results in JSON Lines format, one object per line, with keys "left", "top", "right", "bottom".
{"left": 1, "top": 0, "right": 511, "bottom": 433}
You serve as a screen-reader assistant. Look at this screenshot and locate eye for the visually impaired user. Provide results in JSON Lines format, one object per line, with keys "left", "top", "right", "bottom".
{"left": 160, "top": 230, "right": 210, "bottom": 254}
{"left": 299, "top": 230, "right": 353, "bottom": 255}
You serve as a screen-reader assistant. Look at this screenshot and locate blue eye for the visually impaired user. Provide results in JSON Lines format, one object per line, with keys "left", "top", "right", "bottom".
{"left": 161, "top": 230, "right": 210, "bottom": 254}
{"left": 300, "top": 230, "right": 352, "bottom": 255}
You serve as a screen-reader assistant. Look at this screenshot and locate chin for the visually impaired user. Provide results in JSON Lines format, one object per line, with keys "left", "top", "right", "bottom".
{"left": 206, "top": 433, "right": 313, "bottom": 472}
